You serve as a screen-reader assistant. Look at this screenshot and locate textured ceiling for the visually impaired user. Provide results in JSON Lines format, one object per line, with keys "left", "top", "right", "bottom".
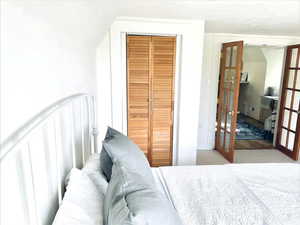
{"left": 117, "top": 0, "right": 300, "bottom": 36}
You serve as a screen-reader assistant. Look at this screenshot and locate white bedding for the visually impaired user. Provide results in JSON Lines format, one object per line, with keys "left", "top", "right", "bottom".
{"left": 152, "top": 163, "right": 300, "bottom": 225}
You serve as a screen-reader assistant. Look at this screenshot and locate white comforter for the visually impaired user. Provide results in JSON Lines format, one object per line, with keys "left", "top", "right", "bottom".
{"left": 155, "top": 163, "right": 300, "bottom": 225}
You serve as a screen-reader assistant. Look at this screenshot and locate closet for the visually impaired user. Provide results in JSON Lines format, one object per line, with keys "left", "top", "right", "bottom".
{"left": 127, "top": 35, "right": 176, "bottom": 167}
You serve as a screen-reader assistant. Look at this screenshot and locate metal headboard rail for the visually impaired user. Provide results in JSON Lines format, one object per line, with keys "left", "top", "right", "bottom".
{"left": 0, "top": 94, "right": 98, "bottom": 162}
{"left": 0, "top": 93, "right": 99, "bottom": 225}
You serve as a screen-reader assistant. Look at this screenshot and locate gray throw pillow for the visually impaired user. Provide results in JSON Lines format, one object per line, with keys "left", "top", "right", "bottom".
{"left": 102, "top": 127, "right": 183, "bottom": 225}
{"left": 100, "top": 127, "right": 122, "bottom": 181}
{"left": 100, "top": 148, "right": 113, "bottom": 181}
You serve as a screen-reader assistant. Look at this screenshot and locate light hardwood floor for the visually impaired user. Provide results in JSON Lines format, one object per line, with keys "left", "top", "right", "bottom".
{"left": 235, "top": 140, "right": 274, "bottom": 149}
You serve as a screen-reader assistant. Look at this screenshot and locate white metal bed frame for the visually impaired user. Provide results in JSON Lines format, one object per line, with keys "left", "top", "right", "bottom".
{"left": 0, "top": 94, "right": 99, "bottom": 225}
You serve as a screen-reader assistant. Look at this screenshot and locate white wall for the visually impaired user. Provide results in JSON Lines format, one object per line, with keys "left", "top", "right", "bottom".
{"left": 0, "top": 1, "right": 116, "bottom": 142}
{"left": 239, "top": 46, "right": 267, "bottom": 120}
{"left": 239, "top": 46, "right": 285, "bottom": 121}
{"left": 96, "top": 32, "right": 113, "bottom": 140}
{"left": 198, "top": 33, "right": 300, "bottom": 150}
{"left": 262, "top": 47, "right": 285, "bottom": 96}
{"left": 96, "top": 17, "right": 205, "bottom": 165}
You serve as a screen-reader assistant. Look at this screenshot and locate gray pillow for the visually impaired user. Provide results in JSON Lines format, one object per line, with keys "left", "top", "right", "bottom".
{"left": 100, "top": 127, "right": 122, "bottom": 181}
{"left": 102, "top": 127, "right": 183, "bottom": 225}
{"left": 100, "top": 148, "right": 113, "bottom": 181}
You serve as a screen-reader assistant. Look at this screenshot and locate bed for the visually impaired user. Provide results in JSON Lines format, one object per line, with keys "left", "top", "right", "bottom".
{"left": 1, "top": 94, "right": 300, "bottom": 225}
{"left": 153, "top": 164, "right": 300, "bottom": 225}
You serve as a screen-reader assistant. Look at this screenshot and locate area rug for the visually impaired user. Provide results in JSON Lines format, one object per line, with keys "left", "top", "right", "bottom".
{"left": 236, "top": 118, "right": 266, "bottom": 140}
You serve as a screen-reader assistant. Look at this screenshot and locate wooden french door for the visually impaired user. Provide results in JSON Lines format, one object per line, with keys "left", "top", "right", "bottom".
{"left": 127, "top": 35, "right": 176, "bottom": 167}
{"left": 276, "top": 44, "right": 300, "bottom": 160}
{"left": 216, "top": 41, "right": 244, "bottom": 163}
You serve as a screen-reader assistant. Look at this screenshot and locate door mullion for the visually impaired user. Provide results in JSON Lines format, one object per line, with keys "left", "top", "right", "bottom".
{"left": 148, "top": 36, "right": 153, "bottom": 166}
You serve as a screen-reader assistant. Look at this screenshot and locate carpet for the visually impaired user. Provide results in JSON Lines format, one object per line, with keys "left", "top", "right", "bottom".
{"left": 236, "top": 118, "right": 266, "bottom": 140}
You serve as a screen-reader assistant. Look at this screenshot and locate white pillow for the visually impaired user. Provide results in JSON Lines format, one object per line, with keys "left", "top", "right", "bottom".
{"left": 52, "top": 168, "right": 105, "bottom": 225}
{"left": 64, "top": 153, "right": 108, "bottom": 192}
{"left": 82, "top": 153, "right": 108, "bottom": 195}
{"left": 82, "top": 153, "right": 102, "bottom": 173}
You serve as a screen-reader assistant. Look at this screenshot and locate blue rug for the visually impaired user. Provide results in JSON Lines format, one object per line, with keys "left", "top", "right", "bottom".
{"left": 236, "top": 119, "right": 266, "bottom": 140}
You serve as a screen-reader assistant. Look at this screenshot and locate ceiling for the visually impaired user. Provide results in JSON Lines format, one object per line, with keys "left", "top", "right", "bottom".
{"left": 117, "top": 0, "right": 300, "bottom": 36}
{"left": 3, "top": 0, "right": 299, "bottom": 49}
{"left": 2, "top": 0, "right": 117, "bottom": 47}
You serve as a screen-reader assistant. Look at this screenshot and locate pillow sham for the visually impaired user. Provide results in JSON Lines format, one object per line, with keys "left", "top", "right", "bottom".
{"left": 52, "top": 168, "right": 105, "bottom": 225}
{"left": 101, "top": 127, "right": 152, "bottom": 181}
{"left": 102, "top": 127, "right": 183, "bottom": 225}
{"left": 100, "top": 127, "right": 122, "bottom": 181}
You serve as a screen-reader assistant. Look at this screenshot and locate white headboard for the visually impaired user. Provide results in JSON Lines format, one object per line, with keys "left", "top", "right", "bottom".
{"left": 0, "top": 94, "right": 99, "bottom": 225}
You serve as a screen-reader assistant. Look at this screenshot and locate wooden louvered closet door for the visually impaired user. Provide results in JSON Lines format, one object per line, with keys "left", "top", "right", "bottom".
{"left": 127, "top": 35, "right": 176, "bottom": 167}
{"left": 127, "top": 36, "right": 151, "bottom": 159}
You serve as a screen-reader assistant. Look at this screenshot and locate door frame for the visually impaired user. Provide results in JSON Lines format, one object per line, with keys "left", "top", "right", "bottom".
{"left": 108, "top": 18, "right": 204, "bottom": 166}
{"left": 122, "top": 32, "right": 182, "bottom": 165}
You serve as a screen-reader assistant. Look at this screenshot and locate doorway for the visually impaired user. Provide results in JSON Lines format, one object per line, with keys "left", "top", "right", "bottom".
{"left": 216, "top": 42, "right": 300, "bottom": 162}
{"left": 235, "top": 45, "right": 284, "bottom": 150}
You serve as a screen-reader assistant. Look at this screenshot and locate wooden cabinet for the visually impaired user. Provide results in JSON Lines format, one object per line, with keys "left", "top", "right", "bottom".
{"left": 127, "top": 35, "right": 176, "bottom": 166}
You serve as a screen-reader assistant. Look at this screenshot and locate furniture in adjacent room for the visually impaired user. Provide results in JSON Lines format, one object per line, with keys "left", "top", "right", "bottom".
{"left": 260, "top": 95, "right": 279, "bottom": 123}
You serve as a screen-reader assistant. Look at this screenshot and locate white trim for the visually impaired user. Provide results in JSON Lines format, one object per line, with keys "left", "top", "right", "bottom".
{"left": 205, "top": 33, "right": 300, "bottom": 41}
{"left": 115, "top": 17, "right": 203, "bottom": 25}
{"left": 172, "top": 35, "right": 182, "bottom": 165}
{"left": 274, "top": 47, "right": 288, "bottom": 146}
{"left": 109, "top": 31, "right": 114, "bottom": 127}
{"left": 109, "top": 17, "right": 205, "bottom": 165}
{"left": 125, "top": 32, "right": 177, "bottom": 37}
{"left": 121, "top": 33, "right": 182, "bottom": 166}
{"left": 121, "top": 32, "right": 127, "bottom": 134}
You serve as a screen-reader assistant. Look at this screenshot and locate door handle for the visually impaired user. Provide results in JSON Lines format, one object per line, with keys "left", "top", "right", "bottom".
{"left": 229, "top": 111, "right": 240, "bottom": 116}
{"left": 229, "top": 111, "right": 235, "bottom": 115}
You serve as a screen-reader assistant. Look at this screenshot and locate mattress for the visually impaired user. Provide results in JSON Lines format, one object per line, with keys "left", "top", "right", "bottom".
{"left": 152, "top": 163, "right": 300, "bottom": 225}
